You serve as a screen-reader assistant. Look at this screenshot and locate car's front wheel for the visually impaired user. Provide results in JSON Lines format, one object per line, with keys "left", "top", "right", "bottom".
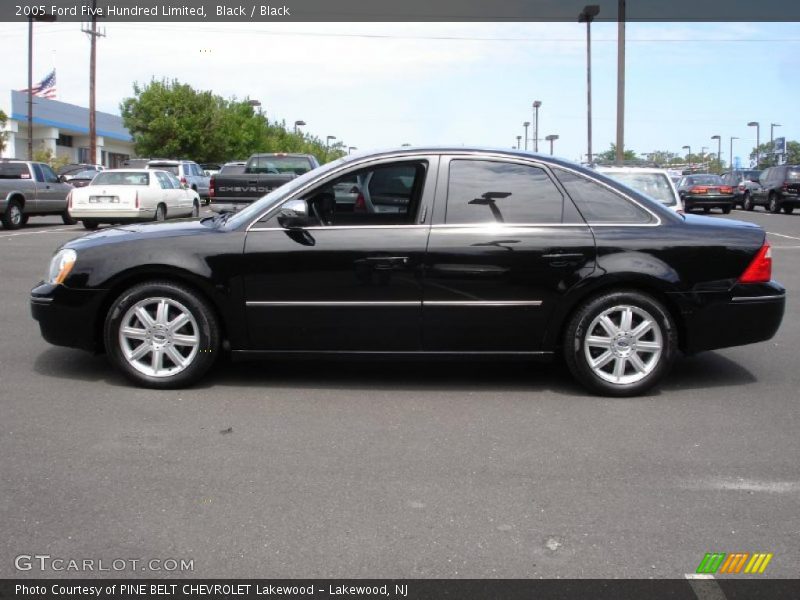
{"left": 104, "top": 281, "right": 220, "bottom": 388}
{"left": 743, "top": 192, "right": 754, "bottom": 211}
{"left": 563, "top": 290, "right": 677, "bottom": 397}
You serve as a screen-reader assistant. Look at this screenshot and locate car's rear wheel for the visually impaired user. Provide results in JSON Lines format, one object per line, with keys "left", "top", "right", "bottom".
{"left": 768, "top": 193, "right": 781, "bottom": 213}
{"left": 154, "top": 204, "right": 166, "bottom": 222}
{"left": 2, "top": 199, "right": 24, "bottom": 230}
{"left": 104, "top": 281, "right": 220, "bottom": 388}
{"left": 783, "top": 205, "right": 794, "bottom": 215}
{"left": 82, "top": 220, "right": 99, "bottom": 230}
{"left": 192, "top": 201, "right": 199, "bottom": 218}
{"left": 62, "top": 210, "right": 77, "bottom": 225}
{"left": 702, "top": 207, "right": 710, "bottom": 213}
{"left": 563, "top": 290, "right": 677, "bottom": 397}
{"left": 722, "top": 205, "right": 732, "bottom": 214}
{"left": 682, "top": 200, "right": 692, "bottom": 212}
{"left": 743, "top": 192, "right": 754, "bottom": 211}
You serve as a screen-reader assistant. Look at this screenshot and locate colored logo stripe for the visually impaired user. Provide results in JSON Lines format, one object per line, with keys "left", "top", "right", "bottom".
{"left": 719, "top": 553, "right": 749, "bottom": 574}
{"left": 744, "top": 553, "right": 773, "bottom": 574}
{"left": 697, "top": 553, "right": 726, "bottom": 574}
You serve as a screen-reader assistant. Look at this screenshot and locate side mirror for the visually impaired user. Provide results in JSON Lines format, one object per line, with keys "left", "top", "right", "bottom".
{"left": 277, "top": 199, "right": 309, "bottom": 229}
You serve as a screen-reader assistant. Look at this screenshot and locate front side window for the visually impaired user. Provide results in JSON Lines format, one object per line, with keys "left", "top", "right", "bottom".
{"left": 555, "top": 170, "right": 655, "bottom": 224}
{"left": 295, "top": 161, "right": 427, "bottom": 227}
{"left": 154, "top": 172, "right": 172, "bottom": 189}
{"left": 445, "top": 159, "right": 563, "bottom": 225}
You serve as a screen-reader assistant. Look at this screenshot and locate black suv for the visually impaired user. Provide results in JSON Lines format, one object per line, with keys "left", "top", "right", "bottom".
{"left": 720, "top": 169, "right": 762, "bottom": 210}
{"left": 751, "top": 165, "right": 800, "bottom": 214}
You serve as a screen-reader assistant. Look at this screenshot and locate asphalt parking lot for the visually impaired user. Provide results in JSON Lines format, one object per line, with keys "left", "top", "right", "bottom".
{"left": 1, "top": 208, "right": 799, "bottom": 579}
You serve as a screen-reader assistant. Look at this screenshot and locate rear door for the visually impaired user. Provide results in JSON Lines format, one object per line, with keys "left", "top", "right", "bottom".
{"left": 242, "top": 155, "right": 438, "bottom": 351}
{"left": 421, "top": 156, "right": 595, "bottom": 352}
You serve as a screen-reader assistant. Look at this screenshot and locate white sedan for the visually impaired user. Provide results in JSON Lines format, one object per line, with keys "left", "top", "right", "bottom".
{"left": 68, "top": 169, "right": 201, "bottom": 230}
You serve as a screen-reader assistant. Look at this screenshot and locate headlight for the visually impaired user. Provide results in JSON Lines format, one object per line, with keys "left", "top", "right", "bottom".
{"left": 47, "top": 249, "right": 77, "bottom": 285}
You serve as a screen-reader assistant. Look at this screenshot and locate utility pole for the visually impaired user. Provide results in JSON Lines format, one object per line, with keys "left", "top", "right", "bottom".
{"left": 615, "top": 0, "right": 626, "bottom": 166}
{"left": 82, "top": 0, "right": 105, "bottom": 166}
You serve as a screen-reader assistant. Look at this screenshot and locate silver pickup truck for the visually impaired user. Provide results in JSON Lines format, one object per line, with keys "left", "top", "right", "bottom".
{"left": 0, "top": 160, "right": 75, "bottom": 229}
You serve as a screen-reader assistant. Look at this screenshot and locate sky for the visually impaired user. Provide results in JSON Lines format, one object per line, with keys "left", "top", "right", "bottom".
{"left": 0, "top": 20, "right": 798, "bottom": 164}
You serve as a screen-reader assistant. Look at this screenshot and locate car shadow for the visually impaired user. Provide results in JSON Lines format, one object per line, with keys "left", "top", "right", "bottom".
{"left": 32, "top": 347, "right": 758, "bottom": 397}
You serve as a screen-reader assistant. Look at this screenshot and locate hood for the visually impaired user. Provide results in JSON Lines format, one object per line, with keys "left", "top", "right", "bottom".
{"left": 64, "top": 219, "right": 215, "bottom": 251}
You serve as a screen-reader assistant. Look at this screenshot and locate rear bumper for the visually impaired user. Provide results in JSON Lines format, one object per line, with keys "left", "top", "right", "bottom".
{"left": 676, "top": 282, "right": 786, "bottom": 354}
{"left": 683, "top": 195, "right": 735, "bottom": 209}
{"left": 30, "top": 283, "right": 106, "bottom": 352}
{"left": 210, "top": 200, "right": 252, "bottom": 213}
{"left": 70, "top": 207, "right": 156, "bottom": 220}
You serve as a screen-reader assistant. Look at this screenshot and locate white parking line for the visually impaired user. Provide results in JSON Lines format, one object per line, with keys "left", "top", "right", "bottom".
{"left": 0, "top": 227, "right": 79, "bottom": 239}
{"left": 685, "top": 574, "right": 727, "bottom": 600}
{"left": 767, "top": 232, "right": 800, "bottom": 241}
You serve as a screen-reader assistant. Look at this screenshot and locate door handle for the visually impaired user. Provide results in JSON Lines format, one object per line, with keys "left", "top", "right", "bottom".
{"left": 542, "top": 252, "right": 585, "bottom": 266}
{"left": 364, "top": 256, "right": 409, "bottom": 265}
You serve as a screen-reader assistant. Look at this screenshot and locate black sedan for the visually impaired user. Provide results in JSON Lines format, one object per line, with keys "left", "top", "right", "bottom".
{"left": 31, "top": 148, "right": 785, "bottom": 397}
{"left": 677, "top": 174, "right": 735, "bottom": 213}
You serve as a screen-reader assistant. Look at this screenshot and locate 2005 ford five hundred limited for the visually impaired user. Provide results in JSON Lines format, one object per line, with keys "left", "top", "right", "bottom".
{"left": 31, "top": 148, "right": 786, "bottom": 396}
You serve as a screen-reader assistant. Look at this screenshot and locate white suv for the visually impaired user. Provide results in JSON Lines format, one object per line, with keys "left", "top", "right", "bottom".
{"left": 145, "top": 160, "right": 211, "bottom": 205}
{"left": 596, "top": 166, "right": 682, "bottom": 214}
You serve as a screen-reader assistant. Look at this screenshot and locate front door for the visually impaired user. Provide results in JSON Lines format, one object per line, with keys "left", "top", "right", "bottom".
{"left": 422, "top": 156, "right": 596, "bottom": 352}
{"left": 242, "top": 156, "right": 438, "bottom": 351}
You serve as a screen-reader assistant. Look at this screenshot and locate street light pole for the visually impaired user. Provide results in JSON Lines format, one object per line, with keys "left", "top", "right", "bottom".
{"left": 729, "top": 136, "right": 738, "bottom": 170}
{"left": 770, "top": 123, "right": 781, "bottom": 163}
{"left": 579, "top": 5, "right": 600, "bottom": 165}
{"left": 523, "top": 121, "right": 530, "bottom": 151}
{"left": 682, "top": 145, "right": 691, "bottom": 168}
{"left": 326, "top": 135, "right": 336, "bottom": 149}
{"left": 747, "top": 121, "right": 760, "bottom": 168}
{"left": 545, "top": 134, "right": 559, "bottom": 156}
{"left": 615, "top": 0, "right": 626, "bottom": 166}
{"left": 348, "top": 146, "right": 357, "bottom": 154}
{"left": 516, "top": 135, "right": 522, "bottom": 150}
{"left": 293, "top": 120, "right": 306, "bottom": 134}
{"left": 711, "top": 135, "right": 721, "bottom": 172}
{"left": 532, "top": 101, "right": 541, "bottom": 152}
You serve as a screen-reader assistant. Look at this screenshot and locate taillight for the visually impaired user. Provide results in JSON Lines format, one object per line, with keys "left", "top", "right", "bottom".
{"left": 354, "top": 193, "right": 366, "bottom": 212}
{"left": 783, "top": 183, "right": 789, "bottom": 191}
{"left": 738, "top": 184, "right": 745, "bottom": 191}
{"left": 135, "top": 191, "right": 139, "bottom": 208}
{"left": 210, "top": 177, "right": 215, "bottom": 198}
{"left": 180, "top": 176, "right": 188, "bottom": 186}
{"left": 739, "top": 242, "right": 772, "bottom": 284}
{"left": 690, "top": 186, "right": 708, "bottom": 194}
{"left": 67, "top": 190, "right": 73, "bottom": 209}
{"left": 720, "top": 186, "right": 733, "bottom": 194}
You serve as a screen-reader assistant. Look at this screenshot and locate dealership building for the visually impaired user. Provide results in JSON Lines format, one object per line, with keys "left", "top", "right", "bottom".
{"left": 0, "top": 90, "right": 135, "bottom": 167}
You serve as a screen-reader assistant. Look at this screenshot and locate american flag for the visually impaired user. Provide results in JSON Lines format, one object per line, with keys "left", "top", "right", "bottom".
{"left": 20, "top": 69, "right": 57, "bottom": 99}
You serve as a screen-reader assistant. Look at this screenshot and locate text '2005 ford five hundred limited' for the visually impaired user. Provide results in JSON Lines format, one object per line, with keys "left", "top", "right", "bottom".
{"left": 31, "top": 148, "right": 786, "bottom": 396}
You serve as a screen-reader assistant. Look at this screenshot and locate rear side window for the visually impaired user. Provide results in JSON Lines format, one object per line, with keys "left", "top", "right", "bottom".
{"left": 0, "top": 163, "right": 31, "bottom": 179}
{"left": 556, "top": 170, "right": 655, "bottom": 224}
{"left": 446, "top": 159, "right": 564, "bottom": 224}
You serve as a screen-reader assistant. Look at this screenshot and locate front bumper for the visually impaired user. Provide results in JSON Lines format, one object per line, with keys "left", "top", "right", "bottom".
{"left": 30, "top": 283, "right": 107, "bottom": 352}
{"left": 677, "top": 281, "right": 786, "bottom": 354}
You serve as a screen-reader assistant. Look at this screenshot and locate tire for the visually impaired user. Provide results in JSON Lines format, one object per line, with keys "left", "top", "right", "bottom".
{"left": 563, "top": 290, "right": 677, "bottom": 397}
{"left": 743, "top": 192, "right": 754, "bottom": 211}
{"left": 191, "top": 201, "right": 200, "bottom": 218}
{"left": 62, "top": 211, "right": 77, "bottom": 225}
{"left": 768, "top": 194, "right": 780, "bottom": 214}
{"left": 1, "top": 199, "right": 24, "bottom": 230}
{"left": 82, "top": 220, "right": 99, "bottom": 230}
{"left": 104, "top": 281, "right": 220, "bottom": 389}
{"left": 722, "top": 206, "right": 732, "bottom": 214}
{"left": 154, "top": 204, "right": 166, "bottom": 222}
{"left": 20, "top": 214, "right": 30, "bottom": 225}
{"left": 783, "top": 206, "right": 794, "bottom": 215}
{"left": 682, "top": 200, "right": 692, "bottom": 213}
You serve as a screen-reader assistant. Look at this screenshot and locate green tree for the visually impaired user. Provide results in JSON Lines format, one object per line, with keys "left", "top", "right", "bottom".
{"left": 750, "top": 140, "right": 800, "bottom": 168}
{"left": 120, "top": 79, "right": 346, "bottom": 164}
{"left": 595, "top": 143, "right": 639, "bottom": 164}
{"left": 0, "top": 110, "right": 8, "bottom": 156}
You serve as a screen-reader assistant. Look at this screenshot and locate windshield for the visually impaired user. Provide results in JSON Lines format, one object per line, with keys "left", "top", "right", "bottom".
{"left": 225, "top": 157, "right": 348, "bottom": 229}
{"left": 246, "top": 155, "right": 314, "bottom": 175}
{"left": 92, "top": 172, "right": 150, "bottom": 186}
{"left": 148, "top": 164, "right": 180, "bottom": 175}
{"left": 602, "top": 172, "right": 677, "bottom": 206}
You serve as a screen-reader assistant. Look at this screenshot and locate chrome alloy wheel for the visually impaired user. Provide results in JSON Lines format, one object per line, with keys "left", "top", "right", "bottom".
{"left": 8, "top": 204, "right": 22, "bottom": 226}
{"left": 118, "top": 297, "right": 200, "bottom": 378}
{"left": 583, "top": 304, "right": 663, "bottom": 385}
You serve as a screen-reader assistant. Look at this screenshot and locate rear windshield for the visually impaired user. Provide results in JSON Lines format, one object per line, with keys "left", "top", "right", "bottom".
{"left": 602, "top": 172, "right": 677, "bottom": 206}
{"left": 92, "top": 172, "right": 150, "bottom": 186}
{"left": 742, "top": 170, "right": 761, "bottom": 180}
{"left": 148, "top": 164, "right": 179, "bottom": 175}
{"left": 688, "top": 175, "right": 722, "bottom": 185}
{"left": 220, "top": 164, "right": 246, "bottom": 175}
{"left": 0, "top": 163, "right": 32, "bottom": 179}
{"left": 246, "top": 156, "right": 313, "bottom": 175}
{"left": 787, "top": 168, "right": 800, "bottom": 181}
{"left": 73, "top": 170, "right": 99, "bottom": 179}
